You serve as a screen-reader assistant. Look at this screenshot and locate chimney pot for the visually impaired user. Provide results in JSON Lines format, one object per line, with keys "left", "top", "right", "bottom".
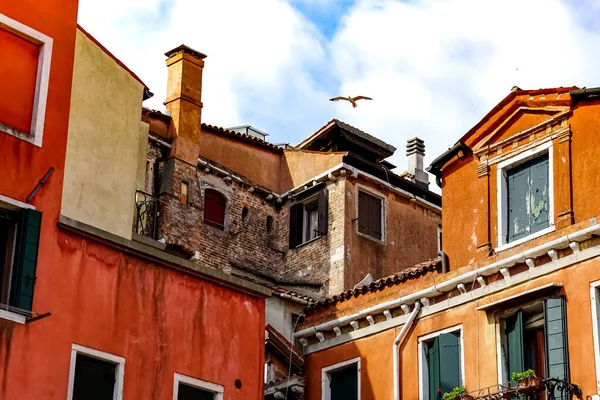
{"left": 406, "top": 137, "right": 429, "bottom": 189}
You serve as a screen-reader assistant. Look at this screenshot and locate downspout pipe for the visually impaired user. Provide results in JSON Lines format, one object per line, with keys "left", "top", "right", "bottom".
{"left": 393, "top": 302, "right": 421, "bottom": 400}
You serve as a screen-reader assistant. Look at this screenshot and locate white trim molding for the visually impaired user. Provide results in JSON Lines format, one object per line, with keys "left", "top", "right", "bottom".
{"left": 173, "top": 373, "right": 224, "bottom": 400}
{"left": 321, "top": 357, "right": 361, "bottom": 400}
{"left": 0, "top": 13, "right": 53, "bottom": 147}
{"left": 418, "top": 325, "right": 464, "bottom": 400}
{"left": 590, "top": 280, "right": 600, "bottom": 395}
{"left": 67, "top": 344, "right": 125, "bottom": 400}
{"left": 496, "top": 141, "right": 554, "bottom": 252}
{"left": 355, "top": 183, "right": 387, "bottom": 244}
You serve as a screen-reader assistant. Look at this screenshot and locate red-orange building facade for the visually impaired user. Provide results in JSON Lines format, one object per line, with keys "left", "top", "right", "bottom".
{"left": 0, "top": 2, "right": 269, "bottom": 400}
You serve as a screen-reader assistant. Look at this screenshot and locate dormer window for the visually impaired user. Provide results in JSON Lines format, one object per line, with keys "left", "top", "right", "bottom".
{"left": 497, "top": 142, "right": 554, "bottom": 251}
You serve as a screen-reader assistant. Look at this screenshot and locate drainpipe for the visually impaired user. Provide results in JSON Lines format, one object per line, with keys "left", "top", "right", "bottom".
{"left": 393, "top": 301, "right": 422, "bottom": 400}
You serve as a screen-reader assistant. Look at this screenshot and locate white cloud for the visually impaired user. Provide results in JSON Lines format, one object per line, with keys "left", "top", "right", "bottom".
{"left": 78, "top": 0, "right": 600, "bottom": 180}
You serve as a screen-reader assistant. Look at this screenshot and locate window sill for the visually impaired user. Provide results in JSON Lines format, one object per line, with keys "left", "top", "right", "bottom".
{"left": 0, "top": 309, "right": 26, "bottom": 324}
{"left": 293, "top": 235, "right": 323, "bottom": 250}
{"left": 495, "top": 225, "right": 556, "bottom": 253}
{"left": 356, "top": 230, "right": 385, "bottom": 245}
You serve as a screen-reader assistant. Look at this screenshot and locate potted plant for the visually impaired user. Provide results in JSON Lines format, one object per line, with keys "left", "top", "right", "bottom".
{"left": 512, "top": 369, "right": 541, "bottom": 391}
{"left": 442, "top": 387, "right": 474, "bottom": 400}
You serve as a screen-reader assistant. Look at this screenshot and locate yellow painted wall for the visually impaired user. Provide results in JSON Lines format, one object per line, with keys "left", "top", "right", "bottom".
{"left": 62, "top": 29, "right": 148, "bottom": 239}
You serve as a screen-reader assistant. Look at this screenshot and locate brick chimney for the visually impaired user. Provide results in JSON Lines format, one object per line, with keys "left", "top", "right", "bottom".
{"left": 406, "top": 137, "right": 429, "bottom": 189}
{"left": 164, "top": 45, "right": 206, "bottom": 165}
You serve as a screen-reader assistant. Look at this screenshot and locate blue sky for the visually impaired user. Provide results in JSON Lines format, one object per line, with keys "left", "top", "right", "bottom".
{"left": 78, "top": 0, "right": 600, "bottom": 173}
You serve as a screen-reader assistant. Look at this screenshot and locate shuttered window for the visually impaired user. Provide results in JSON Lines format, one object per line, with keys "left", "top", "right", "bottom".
{"left": 0, "top": 207, "right": 41, "bottom": 311}
{"left": 358, "top": 190, "right": 383, "bottom": 240}
{"left": 506, "top": 154, "right": 550, "bottom": 243}
{"left": 502, "top": 297, "right": 569, "bottom": 397}
{"left": 72, "top": 354, "right": 117, "bottom": 400}
{"left": 289, "top": 189, "right": 328, "bottom": 248}
{"left": 328, "top": 363, "right": 358, "bottom": 400}
{"left": 177, "top": 383, "right": 215, "bottom": 400}
{"left": 203, "top": 189, "right": 226, "bottom": 230}
{"left": 425, "top": 331, "right": 462, "bottom": 400}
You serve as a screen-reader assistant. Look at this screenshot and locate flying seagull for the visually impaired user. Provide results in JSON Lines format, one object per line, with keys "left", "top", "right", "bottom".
{"left": 329, "top": 95, "right": 373, "bottom": 108}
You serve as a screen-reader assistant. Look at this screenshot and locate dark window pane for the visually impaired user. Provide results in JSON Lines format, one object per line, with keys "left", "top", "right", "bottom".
{"left": 72, "top": 354, "right": 116, "bottom": 400}
{"left": 203, "top": 189, "right": 226, "bottom": 230}
{"left": 0, "top": 210, "right": 18, "bottom": 304}
{"left": 178, "top": 383, "right": 214, "bottom": 400}
{"left": 330, "top": 364, "right": 358, "bottom": 400}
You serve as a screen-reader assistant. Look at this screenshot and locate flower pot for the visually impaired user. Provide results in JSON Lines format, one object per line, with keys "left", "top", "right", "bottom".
{"left": 517, "top": 376, "right": 541, "bottom": 390}
{"left": 458, "top": 395, "right": 474, "bottom": 400}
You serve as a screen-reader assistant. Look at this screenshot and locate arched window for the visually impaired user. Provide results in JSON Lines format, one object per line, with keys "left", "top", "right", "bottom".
{"left": 203, "top": 189, "right": 226, "bottom": 230}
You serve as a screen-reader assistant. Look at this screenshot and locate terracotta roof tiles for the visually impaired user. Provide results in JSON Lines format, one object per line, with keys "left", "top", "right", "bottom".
{"left": 306, "top": 258, "right": 441, "bottom": 310}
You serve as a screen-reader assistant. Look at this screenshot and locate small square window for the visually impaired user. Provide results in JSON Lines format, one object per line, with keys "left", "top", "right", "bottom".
{"left": 173, "top": 373, "right": 224, "bottom": 400}
{"left": 67, "top": 345, "right": 125, "bottom": 400}
{"left": 288, "top": 189, "right": 328, "bottom": 248}
{"left": 322, "top": 357, "right": 360, "bottom": 400}
{"left": 357, "top": 190, "right": 383, "bottom": 241}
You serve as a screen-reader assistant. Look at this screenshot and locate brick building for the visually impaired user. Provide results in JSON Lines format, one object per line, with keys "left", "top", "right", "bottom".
{"left": 296, "top": 86, "right": 600, "bottom": 400}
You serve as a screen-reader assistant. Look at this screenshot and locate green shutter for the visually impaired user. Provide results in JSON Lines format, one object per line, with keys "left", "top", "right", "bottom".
{"left": 427, "top": 337, "right": 441, "bottom": 400}
{"left": 10, "top": 209, "right": 41, "bottom": 311}
{"left": 507, "top": 168, "right": 529, "bottom": 242}
{"left": 545, "top": 297, "right": 569, "bottom": 400}
{"left": 529, "top": 157, "right": 549, "bottom": 234}
{"left": 506, "top": 311, "right": 525, "bottom": 383}
{"left": 439, "top": 332, "right": 461, "bottom": 394}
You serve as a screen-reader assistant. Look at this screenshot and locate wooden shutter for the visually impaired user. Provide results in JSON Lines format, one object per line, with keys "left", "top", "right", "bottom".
{"left": 289, "top": 204, "right": 304, "bottom": 248}
{"left": 530, "top": 157, "right": 550, "bottom": 235}
{"left": 439, "top": 332, "right": 461, "bottom": 394}
{"left": 506, "top": 311, "right": 525, "bottom": 383}
{"left": 358, "top": 191, "right": 369, "bottom": 235}
{"left": 204, "top": 190, "right": 226, "bottom": 230}
{"left": 507, "top": 167, "right": 529, "bottom": 243}
{"left": 10, "top": 209, "right": 41, "bottom": 311}
{"left": 329, "top": 364, "right": 358, "bottom": 400}
{"left": 545, "top": 297, "right": 569, "bottom": 399}
{"left": 368, "top": 196, "right": 382, "bottom": 240}
{"left": 317, "top": 189, "right": 328, "bottom": 235}
{"left": 427, "top": 337, "right": 441, "bottom": 400}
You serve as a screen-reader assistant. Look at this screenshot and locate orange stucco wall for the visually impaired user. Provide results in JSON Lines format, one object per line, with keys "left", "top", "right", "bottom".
{"left": 198, "top": 129, "right": 284, "bottom": 192}
{"left": 344, "top": 177, "right": 441, "bottom": 287}
{"left": 280, "top": 150, "right": 345, "bottom": 191}
{"left": 442, "top": 92, "right": 600, "bottom": 270}
{"left": 0, "top": 229, "right": 265, "bottom": 399}
{"left": 304, "top": 240, "right": 600, "bottom": 399}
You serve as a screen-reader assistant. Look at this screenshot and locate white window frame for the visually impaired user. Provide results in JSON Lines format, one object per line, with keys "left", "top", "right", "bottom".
{"left": 321, "top": 356, "right": 361, "bottom": 400}
{"left": 173, "top": 373, "right": 224, "bottom": 400}
{"left": 66, "top": 344, "right": 125, "bottom": 400}
{"left": 590, "top": 280, "right": 600, "bottom": 395}
{"left": 496, "top": 141, "right": 554, "bottom": 252}
{"left": 418, "top": 325, "right": 464, "bottom": 400}
{"left": 0, "top": 13, "right": 53, "bottom": 147}
{"left": 355, "top": 184, "right": 386, "bottom": 243}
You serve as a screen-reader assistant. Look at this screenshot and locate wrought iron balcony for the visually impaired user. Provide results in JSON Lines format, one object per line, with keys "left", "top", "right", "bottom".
{"left": 459, "top": 378, "right": 581, "bottom": 400}
{"left": 133, "top": 190, "right": 159, "bottom": 240}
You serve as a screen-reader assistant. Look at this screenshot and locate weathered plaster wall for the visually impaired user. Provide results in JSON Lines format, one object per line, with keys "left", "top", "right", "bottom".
{"left": 198, "top": 129, "right": 283, "bottom": 192}
{"left": 280, "top": 150, "right": 345, "bottom": 191}
{"left": 344, "top": 177, "right": 441, "bottom": 288}
{"left": 0, "top": 229, "right": 266, "bottom": 400}
{"left": 304, "top": 248, "right": 600, "bottom": 399}
{"left": 61, "top": 29, "right": 148, "bottom": 240}
{"left": 266, "top": 297, "right": 304, "bottom": 342}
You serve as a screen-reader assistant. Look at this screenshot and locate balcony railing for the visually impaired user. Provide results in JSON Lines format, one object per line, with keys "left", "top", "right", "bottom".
{"left": 461, "top": 378, "right": 581, "bottom": 400}
{"left": 133, "top": 190, "right": 159, "bottom": 240}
